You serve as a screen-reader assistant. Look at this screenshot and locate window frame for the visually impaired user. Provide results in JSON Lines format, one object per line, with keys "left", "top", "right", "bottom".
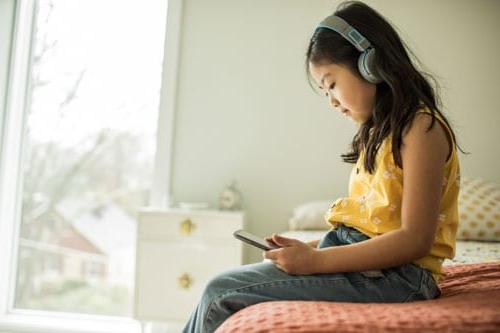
{"left": 0, "top": 0, "right": 183, "bottom": 332}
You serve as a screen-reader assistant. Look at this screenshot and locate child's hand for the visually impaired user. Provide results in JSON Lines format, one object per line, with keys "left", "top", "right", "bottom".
{"left": 265, "top": 236, "right": 280, "bottom": 248}
{"left": 263, "top": 234, "right": 319, "bottom": 275}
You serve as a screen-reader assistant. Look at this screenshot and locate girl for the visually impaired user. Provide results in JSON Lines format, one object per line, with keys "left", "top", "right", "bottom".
{"left": 183, "top": 1, "right": 460, "bottom": 332}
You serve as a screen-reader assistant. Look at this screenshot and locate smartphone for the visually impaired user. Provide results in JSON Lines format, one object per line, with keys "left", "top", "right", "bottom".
{"left": 233, "top": 230, "right": 281, "bottom": 251}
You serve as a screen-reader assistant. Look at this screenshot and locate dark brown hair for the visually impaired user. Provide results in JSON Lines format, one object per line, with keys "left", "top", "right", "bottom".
{"left": 306, "top": 1, "right": 463, "bottom": 173}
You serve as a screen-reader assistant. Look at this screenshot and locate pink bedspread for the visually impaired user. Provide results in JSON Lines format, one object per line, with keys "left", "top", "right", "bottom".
{"left": 215, "top": 262, "right": 500, "bottom": 333}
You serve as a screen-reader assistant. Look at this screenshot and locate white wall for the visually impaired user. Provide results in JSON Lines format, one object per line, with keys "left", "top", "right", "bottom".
{"left": 170, "top": 0, "right": 500, "bottom": 263}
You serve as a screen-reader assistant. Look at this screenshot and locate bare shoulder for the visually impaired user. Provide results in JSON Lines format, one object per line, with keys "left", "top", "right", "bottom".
{"left": 401, "top": 112, "right": 451, "bottom": 165}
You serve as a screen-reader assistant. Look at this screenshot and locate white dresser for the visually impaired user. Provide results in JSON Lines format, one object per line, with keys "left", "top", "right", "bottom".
{"left": 134, "top": 208, "right": 244, "bottom": 329}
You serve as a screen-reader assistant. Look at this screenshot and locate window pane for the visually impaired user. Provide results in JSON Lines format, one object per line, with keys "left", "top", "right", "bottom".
{"left": 14, "top": 0, "right": 167, "bottom": 316}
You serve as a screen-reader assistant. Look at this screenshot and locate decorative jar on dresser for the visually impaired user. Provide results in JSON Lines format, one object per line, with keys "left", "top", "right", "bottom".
{"left": 134, "top": 207, "right": 244, "bottom": 331}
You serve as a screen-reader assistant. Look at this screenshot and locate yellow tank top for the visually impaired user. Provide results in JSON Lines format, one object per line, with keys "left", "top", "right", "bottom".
{"left": 326, "top": 109, "right": 460, "bottom": 282}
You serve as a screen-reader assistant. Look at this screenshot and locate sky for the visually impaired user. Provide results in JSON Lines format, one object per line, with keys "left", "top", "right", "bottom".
{"left": 27, "top": 0, "right": 167, "bottom": 156}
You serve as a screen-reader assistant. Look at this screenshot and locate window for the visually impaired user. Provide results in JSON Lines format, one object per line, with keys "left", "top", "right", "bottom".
{"left": 13, "top": 0, "right": 168, "bottom": 317}
{"left": 0, "top": 0, "right": 181, "bottom": 331}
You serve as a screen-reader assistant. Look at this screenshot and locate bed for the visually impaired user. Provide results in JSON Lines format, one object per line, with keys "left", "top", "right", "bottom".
{"left": 215, "top": 177, "right": 500, "bottom": 333}
{"left": 216, "top": 262, "right": 500, "bottom": 333}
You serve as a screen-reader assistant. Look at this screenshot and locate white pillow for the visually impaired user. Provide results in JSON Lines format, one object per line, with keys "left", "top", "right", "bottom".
{"left": 288, "top": 201, "right": 332, "bottom": 230}
{"left": 457, "top": 177, "right": 500, "bottom": 241}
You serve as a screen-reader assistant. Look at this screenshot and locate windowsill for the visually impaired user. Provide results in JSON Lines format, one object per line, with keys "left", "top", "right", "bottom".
{"left": 0, "top": 310, "right": 141, "bottom": 333}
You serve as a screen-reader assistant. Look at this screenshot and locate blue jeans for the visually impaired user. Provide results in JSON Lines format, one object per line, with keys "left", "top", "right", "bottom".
{"left": 182, "top": 225, "right": 441, "bottom": 333}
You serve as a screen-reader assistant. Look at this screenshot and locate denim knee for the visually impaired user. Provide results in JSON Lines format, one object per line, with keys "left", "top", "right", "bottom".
{"left": 203, "top": 271, "right": 230, "bottom": 300}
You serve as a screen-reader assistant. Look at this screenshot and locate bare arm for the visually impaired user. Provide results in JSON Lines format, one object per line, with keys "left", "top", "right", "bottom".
{"left": 307, "top": 239, "right": 320, "bottom": 248}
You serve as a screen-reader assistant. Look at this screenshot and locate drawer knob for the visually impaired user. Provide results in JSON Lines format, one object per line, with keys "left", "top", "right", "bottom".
{"left": 178, "top": 273, "right": 193, "bottom": 289}
{"left": 180, "top": 218, "right": 196, "bottom": 235}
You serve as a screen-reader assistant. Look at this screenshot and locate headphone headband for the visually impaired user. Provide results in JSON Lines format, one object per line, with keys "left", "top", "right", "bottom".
{"left": 316, "top": 15, "right": 372, "bottom": 52}
{"left": 314, "top": 14, "right": 382, "bottom": 84}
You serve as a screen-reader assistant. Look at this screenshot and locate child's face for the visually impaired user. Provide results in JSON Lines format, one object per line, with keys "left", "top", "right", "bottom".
{"left": 309, "top": 62, "right": 376, "bottom": 125}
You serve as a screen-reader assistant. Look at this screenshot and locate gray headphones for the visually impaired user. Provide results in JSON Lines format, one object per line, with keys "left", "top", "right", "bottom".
{"left": 316, "top": 15, "right": 382, "bottom": 84}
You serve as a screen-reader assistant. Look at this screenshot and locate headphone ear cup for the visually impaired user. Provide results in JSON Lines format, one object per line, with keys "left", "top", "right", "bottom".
{"left": 358, "top": 48, "right": 382, "bottom": 84}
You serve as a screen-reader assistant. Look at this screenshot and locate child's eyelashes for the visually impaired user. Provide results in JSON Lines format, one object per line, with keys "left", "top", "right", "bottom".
{"left": 323, "top": 83, "right": 336, "bottom": 97}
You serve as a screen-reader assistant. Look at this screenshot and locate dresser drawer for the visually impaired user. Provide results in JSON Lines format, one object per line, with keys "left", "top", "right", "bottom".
{"left": 134, "top": 240, "right": 241, "bottom": 322}
{"left": 134, "top": 208, "right": 244, "bottom": 322}
{"left": 138, "top": 209, "right": 243, "bottom": 241}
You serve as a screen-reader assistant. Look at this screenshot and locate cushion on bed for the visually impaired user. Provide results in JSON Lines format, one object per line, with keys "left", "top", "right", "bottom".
{"left": 215, "top": 262, "right": 500, "bottom": 333}
{"left": 288, "top": 201, "right": 331, "bottom": 230}
{"left": 457, "top": 177, "right": 500, "bottom": 241}
{"left": 449, "top": 239, "right": 500, "bottom": 265}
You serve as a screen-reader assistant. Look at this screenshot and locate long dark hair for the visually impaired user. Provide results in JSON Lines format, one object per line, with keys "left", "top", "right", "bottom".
{"left": 306, "top": 1, "right": 463, "bottom": 173}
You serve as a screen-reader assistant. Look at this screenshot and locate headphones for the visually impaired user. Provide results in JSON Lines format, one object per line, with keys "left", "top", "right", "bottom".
{"left": 316, "top": 15, "right": 382, "bottom": 84}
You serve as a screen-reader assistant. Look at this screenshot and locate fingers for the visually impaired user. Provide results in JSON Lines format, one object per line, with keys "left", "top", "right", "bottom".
{"left": 265, "top": 237, "right": 280, "bottom": 248}
{"left": 263, "top": 250, "right": 286, "bottom": 272}
{"left": 274, "top": 262, "right": 284, "bottom": 271}
{"left": 272, "top": 234, "right": 298, "bottom": 247}
{"left": 266, "top": 257, "right": 283, "bottom": 271}
{"left": 263, "top": 249, "right": 279, "bottom": 260}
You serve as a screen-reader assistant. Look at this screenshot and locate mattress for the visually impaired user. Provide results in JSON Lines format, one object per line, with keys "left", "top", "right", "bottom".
{"left": 215, "top": 262, "right": 500, "bottom": 333}
{"left": 279, "top": 230, "right": 500, "bottom": 265}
